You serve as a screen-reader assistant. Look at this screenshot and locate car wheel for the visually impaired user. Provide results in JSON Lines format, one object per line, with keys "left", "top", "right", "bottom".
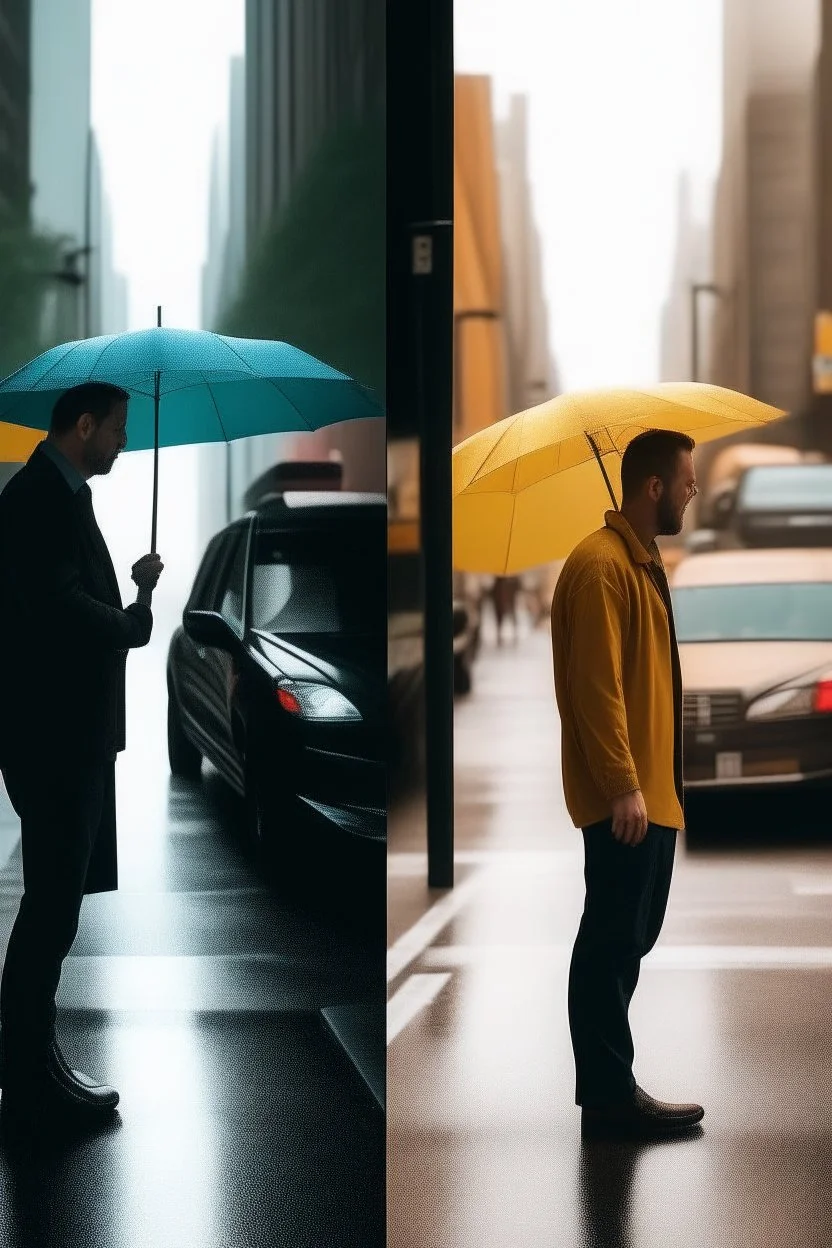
{"left": 453, "top": 654, "right": 472, "bottom": 696}
{"left": 167, "top": 693, "right": 202, "bottom": 778}
{"left": 244, "top": 757, "right": 308, "bottom": 880}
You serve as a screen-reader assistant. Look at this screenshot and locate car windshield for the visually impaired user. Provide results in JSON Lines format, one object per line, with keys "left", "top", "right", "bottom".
{"left": 672, "top": 582, "right": 832, "bottom": 642}
{"left": 738, "top": 466, "right": 832, "bottom": 512}
{"left": 251, "top": 521, "right": 384, "bottom": 635}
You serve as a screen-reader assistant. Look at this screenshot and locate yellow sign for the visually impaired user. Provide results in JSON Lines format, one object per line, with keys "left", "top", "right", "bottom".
{"left": 813, "top": 311, "right": 832, "bottom": 393}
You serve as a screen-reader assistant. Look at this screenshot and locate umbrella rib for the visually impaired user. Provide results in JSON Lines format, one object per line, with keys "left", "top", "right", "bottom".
{"left": 472, "top": 412, "right": 522, "bottom": 484}
{"left": 203, "top": 377, "right": 231, "bottom": 444}
{"left": 203, "top": 332, "right": 257, "bottom": 377}
{"left": 0, "top": 339, "right": 77, "bottom": 388}
{"left": 0, "top": 339, "right": 114, "bottom": 427}
{"left": 262, "top": 378, "right": 316, "bottom": 431}
{"left": 209, "top": 334, "right": 316, "bottom": 432}
{"left": 84, "top": 334, "right": 124, "bottom": 375}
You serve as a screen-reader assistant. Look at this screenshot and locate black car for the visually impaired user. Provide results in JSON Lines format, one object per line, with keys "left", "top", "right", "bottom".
{"left": 167, "top": 492, "right": 387, "bottom": 855}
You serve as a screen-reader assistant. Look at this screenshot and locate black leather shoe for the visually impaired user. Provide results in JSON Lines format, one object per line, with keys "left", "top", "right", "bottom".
{"left": 581, "top": 1085, "right": 704, "bottom": 1139}
{"left": 0, "top": 1045, "right": 119, "bottom": 1128}
{"left": 0, "top": 1036, "right": 119, "bottom": 1110}
{"left": 47, "top": 1043, "right": 120, "bottom": 1110}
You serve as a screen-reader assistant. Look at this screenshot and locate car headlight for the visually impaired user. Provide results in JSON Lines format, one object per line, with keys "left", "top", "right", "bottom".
{"left": 275, "top": 680, "right": 362, "bottom": 722}
{"left": 746, "top": 679, "right": 832, "bottom": 721}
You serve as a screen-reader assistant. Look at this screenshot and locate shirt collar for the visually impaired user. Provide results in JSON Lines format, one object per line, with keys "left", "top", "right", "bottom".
{"left": 604, "top": 509, "right": 664, "bottom": 569}
{"left": 39, "top": 439, "right": 88, "bottom": 495}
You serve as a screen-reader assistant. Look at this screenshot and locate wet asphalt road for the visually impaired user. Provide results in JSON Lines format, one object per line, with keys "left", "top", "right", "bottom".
{"left": 388, "top": 616, "right": 832, "bottom": 1248}
{"left": 0, "top": 629, "right": 385, "bottom": 1248}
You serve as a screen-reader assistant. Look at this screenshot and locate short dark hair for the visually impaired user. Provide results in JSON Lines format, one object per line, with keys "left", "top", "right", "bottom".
{"left": 620, "top": 429, "right": 695, "bottom": 501}
{"left": 50, "top": 382, "right": 130, "bottom": 435}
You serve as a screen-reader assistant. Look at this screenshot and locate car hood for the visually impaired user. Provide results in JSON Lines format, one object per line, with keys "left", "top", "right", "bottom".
{"left": 679, "top": 640, "right": 832, "bottom": 697}
{"left": 250, "top": 630, "right": 386, "bottom": 719}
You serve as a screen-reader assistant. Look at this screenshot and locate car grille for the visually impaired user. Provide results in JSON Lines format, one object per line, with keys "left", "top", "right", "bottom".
{"left": 682, "top": 691, "right": 743, "bottom": 729}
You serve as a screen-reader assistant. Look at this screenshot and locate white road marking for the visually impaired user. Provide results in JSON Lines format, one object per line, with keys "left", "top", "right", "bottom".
{"left": 387, "top": 849, "right": 582, "bottom": 877}
{"left": 386, "top": 871, "right": 485, "bottom": 982}
{"left": 791, "top": 877, "right": 832, "bottom": 896}
{"left": 420, "top": 945, "right": 832, "bottom": 970}
{"left": 387, "top": 973, "right": 452, "bottom": 1045}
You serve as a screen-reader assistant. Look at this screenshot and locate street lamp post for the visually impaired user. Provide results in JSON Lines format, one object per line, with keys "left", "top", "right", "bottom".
{"left": 689, "top": 281, "right": 726, "bottom": 382}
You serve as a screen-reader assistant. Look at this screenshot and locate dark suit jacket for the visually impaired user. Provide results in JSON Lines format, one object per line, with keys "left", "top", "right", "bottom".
{"left": 0, "top": 443, "right": 153, "bottom": 766}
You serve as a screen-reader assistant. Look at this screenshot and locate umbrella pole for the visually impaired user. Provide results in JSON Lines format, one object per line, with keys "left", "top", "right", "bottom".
{"left": 150, "top": 304, "right": 162, "bottom": 555}
{"left": 150, "top": 369, "right": 160, "bottom": 553}
{"left": 585, "top": 433, "right": 619, "bottom": 511}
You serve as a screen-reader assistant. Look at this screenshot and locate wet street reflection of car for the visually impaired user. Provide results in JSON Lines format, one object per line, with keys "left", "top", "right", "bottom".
{"left": 167, "top": 492, "right": 387, "bottom": 861}
{"left": 670, "top": 549, "right": 832, "bottom": 796}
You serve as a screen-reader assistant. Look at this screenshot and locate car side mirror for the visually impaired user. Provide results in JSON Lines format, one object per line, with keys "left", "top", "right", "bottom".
{"left": 183, "top": 608, "right": 237, "bottom": 651}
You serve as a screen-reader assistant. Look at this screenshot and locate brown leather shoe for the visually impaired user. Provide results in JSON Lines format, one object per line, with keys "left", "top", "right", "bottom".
{"left": 581, "top": 1085, "right": 704, "bottom": 1139}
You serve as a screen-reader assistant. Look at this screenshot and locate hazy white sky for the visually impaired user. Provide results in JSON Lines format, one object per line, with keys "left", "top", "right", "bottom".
{"left": 91, "top": 0, "right": 244, "bottom": 332}
{"left": 455, "top": 0, "right": 723, "bottom": 390}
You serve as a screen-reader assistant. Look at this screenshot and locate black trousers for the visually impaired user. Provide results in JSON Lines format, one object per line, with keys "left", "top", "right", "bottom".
{"left": 568, "top": 819, "right": 677, "bottom": 1107}
{"left": 0, "top": 759, "right": 115, "bottom": 1070}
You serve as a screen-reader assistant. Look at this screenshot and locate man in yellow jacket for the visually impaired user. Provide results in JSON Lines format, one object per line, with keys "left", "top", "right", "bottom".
{"left": 552, "top": 429, "right": 705, "bottom": 1139}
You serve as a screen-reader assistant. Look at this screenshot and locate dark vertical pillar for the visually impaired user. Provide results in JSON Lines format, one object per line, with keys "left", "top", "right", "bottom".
{"left": 387, "top": 0, "right": 455, "bottom": 886}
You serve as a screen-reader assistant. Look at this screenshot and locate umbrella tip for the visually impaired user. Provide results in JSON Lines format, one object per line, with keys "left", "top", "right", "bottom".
{"left": 157, "top": 305, "right": 162, "bottom": 327}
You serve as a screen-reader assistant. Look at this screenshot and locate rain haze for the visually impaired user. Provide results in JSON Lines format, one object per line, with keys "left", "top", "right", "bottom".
{"left": 89, "top": 0, "right": 245, "bottom": 633}
{"left": 454, "top": 0, "right": 723, "bottom": 392}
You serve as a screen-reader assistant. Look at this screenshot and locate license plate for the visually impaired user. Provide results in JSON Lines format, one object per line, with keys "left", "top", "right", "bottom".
{"left": 716, "top": 751, "right": 742, "bottom": 779}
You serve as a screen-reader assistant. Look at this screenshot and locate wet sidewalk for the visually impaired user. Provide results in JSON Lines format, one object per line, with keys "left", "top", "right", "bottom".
{"left": 388, "top": 616, "right": 832, "bottom": 1248}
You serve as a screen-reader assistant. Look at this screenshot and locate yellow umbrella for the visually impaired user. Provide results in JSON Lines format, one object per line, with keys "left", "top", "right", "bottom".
{"left": 453, "top": 382, "right": 787, "bottom": 574}
{"left": 0, "top": 421, "right": 45, "bottom": 463}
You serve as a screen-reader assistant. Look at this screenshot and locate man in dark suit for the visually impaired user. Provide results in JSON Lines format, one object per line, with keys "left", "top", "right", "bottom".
{"left": 0, "top": 381, "right": 164, "bottom": 1131}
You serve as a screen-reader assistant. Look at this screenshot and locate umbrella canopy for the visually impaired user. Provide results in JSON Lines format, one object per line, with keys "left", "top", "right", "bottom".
{"left": 0, "top": 328, "right": 381, "bottom": 450}
{"left": 452, "top": 382, "right": 787, "bottom": 575}
{"left": 0, "top": 326, "right": 383, "bottom": 551}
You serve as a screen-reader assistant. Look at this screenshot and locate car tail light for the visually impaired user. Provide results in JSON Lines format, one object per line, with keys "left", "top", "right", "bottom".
{"left": 273, "top": 680, "right": 362, "bottom": 721}
{"left": 814, "top": 680, "right": 832, "bottom": 713}
{"left": 276, "top": 688, "right": 302, "bottom": 714}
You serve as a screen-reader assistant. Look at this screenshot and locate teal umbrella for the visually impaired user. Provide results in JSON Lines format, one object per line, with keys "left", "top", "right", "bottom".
{"left": 0, "top": 315, "right": 383, "bottom": 550}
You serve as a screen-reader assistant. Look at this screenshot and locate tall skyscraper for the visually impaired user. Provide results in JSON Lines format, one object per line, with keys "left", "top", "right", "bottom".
{"left": 0, "top": 0, "right": 32, "bottom": 215}
{"left": 705, "top": 0, "right": 819, "bottom": 472}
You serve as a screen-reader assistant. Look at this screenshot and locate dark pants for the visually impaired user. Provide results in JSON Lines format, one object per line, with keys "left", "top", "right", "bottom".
{"left": 568, "top": 819, "right": 677, "bottom": 1107}
{"left": 0, "top": 759, "right": 115, "bottom": 1071}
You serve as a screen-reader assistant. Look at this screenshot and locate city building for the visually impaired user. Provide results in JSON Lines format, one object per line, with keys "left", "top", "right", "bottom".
{"left": 704, "top": 0, "right": 821, "bottom": 480}
{"left": 29, "top": 0, "right": 91, "bottom": 342}
{"left": 0, "top": 0, "right": 32, "bottom": 216}
{"left": 495, "top": 91, "right": 559, "bottom": 415}
{"left": 453, "top": 74, "right": 509, "bottom": 443}
{"left": 29, "top": 0, "right": 127, "bottom": 343}
{"left": 244, "top": 0, "right": 384, "bottom": 254}
{"left": 199, "top": 1, "right": 385, "bottom": 550}
{"left": 87, "top": 132, "right": 129, "bottom": 337}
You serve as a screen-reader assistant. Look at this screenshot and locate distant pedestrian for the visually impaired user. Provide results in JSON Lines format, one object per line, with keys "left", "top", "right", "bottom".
{"left": 551, "top": 429, "right": 705, "bottom": 1139}
{"left": 492, "top": 575, "right": 520, "bottom": 644}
